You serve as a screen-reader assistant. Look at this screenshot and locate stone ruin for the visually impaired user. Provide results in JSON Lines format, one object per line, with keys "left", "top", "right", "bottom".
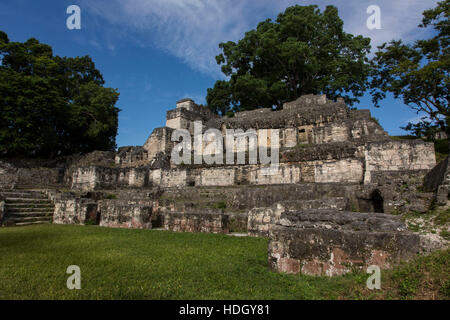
{"left": 1, "top": 94, "right": 448, "bottom": 276}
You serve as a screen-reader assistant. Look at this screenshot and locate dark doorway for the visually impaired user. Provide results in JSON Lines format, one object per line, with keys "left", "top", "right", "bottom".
{"left": 371, "top": 190, "right": 384, "bottom": 213}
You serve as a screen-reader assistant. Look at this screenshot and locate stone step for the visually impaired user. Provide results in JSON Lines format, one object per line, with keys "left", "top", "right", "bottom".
{"left": 6, "top": 205, "right": 55, "bottom": 213}
{"left": 8, "top": 216, "right": 53, "bottom": 223}
{"left": 0, "top": 192, "right": 47, "bottom": 199}
{"left": 277, "top": 197, "right": 349, "bottom": 211}
{"left": 8, "top": 212, "right": 53, "bottom": 218}
{"left": 14, "top": 221, "right": 52, "bottom": 226}
{"left": 5, "top": 198, "right": 53, "bottom": 203}
{"left": 5, "top": 202, "right": 53, "bottom": 207}
{"left": 14, "top": 184, "right": 62, "bottom": 190}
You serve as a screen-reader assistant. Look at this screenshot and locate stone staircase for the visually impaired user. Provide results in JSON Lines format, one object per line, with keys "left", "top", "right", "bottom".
{"left": 1, "top": 191, "right": 54, "bottom": 226}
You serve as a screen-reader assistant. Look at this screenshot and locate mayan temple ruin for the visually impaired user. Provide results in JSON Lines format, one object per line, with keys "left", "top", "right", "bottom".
{"left": 1, "top": 94, "right": 448, "bottom": 276}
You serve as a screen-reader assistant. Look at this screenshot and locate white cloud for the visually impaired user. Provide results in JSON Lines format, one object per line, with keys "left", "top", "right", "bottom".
{"left": 81, "top": 0, "right": 440, "bottom": 77}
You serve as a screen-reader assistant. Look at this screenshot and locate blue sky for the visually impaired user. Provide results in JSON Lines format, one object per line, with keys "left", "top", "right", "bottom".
{"left": 0, "top": 0, "right": 439, "bottom": 147}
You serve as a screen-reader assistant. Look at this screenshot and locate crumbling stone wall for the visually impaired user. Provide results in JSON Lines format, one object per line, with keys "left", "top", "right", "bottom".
{"left": 370, "top": 170, "right": 434, "bottom": 214}
{"left": 0, "top": 161, "right": 17, "bottom": 190}
{"left": 143, "top": 127, "right": 175, "bottom": 160}
{"left": 115, "top": 146, "right": 148, "bottom": 165}
{"left": 65, "top": 94, "right": 436, "bottom": 190}
{"left": 98, "top": 200, "right": 152, "bottom": 229}
{"left": 54, "top": 197, "right": 97, "bottom": 225}
{"left": 69, "top": 142, "right": 435, "bottom": 191}
{"left": 268, "top": 210, "right": 420, "bottom": 276}
{"left": 248, "top": 198, "right": 349, "bottom": 237}
{"left": 364, "top": 140, "right": 436, "bottom": 183}
{"left": 71, "top": 166, "right": 149, "bottom": 191}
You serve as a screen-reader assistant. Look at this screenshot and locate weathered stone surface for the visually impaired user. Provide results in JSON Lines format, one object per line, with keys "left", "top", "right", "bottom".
{"left": 98, "top": 200, "right": 152, "bottom": 229}
{"left": 115, "top": 146, "right": 148, "bottom": 165}
{"left": 364, "top": 140, "right": 436, "bottom": 184}
{"left": 54, "top": 197, "right": 97, "bottom": 225}
{"left": 268, "top": 210, "right": 420, "bottom": 276}
{"left": 164, "top": 211, "right": 229, "bottom": 234}
{"left": 144, "top": 127, "right": 175, "bottom": 161}
{"left": 248, "top": 198, "right": 349, "bottom": 237}
{"left": 0, "top": 160, "right": 63, "bottom": 189}
{"left": 369, "top": 170, "right": 434, "bottom": 214}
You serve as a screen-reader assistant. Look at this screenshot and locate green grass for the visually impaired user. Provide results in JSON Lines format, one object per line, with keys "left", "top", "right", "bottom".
{"left": 349, "top": 249, "right": 450, "bottom": 300}
{"left": 0, "top": 225, "right": 448, "bottom": 300}
{"left": 208, "top": 201, "right": 227, "bottom": 210}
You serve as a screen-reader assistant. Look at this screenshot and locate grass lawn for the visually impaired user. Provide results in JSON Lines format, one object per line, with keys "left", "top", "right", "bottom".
{"left": 0, "top": 224, "right": 448, "bottom": 300}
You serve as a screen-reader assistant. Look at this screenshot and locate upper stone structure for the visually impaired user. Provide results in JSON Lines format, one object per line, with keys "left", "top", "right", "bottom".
{"left": 99, "top": 94, "right": 436, "bottom": 191}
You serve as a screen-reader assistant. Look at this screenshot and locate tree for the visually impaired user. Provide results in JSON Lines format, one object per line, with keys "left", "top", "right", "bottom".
{"left": 206, "top": 5, "right": 372, "bottom": 115}
{"left": 370, "top": 0, "right": 449, "bottom": 137}
{"left": 0, "top": 31, "right": 120, "bottom": 157}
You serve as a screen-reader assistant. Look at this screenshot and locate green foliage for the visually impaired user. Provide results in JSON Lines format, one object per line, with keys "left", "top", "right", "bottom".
{"left": 209, "top": 201, "right": 227, "bottom": 210}
{"left": 435, "top": 208, "right": 450, "bottom": 225}
{"left": 105, "top": 194, "right": 118, "bottom": 200}
{"left": 207, "top": 5, "right": 371, "bottom": 114}
{"left": 390, "top": 135, "right": 418, "bottom": 141}
{"left": 0, "top": 31, "right": 120, "bottom": 157}
{"left": 371, "top": 0, "right": 449, "bottom": 135}
{"left": 402, "top": 118, "right": 449, "bottom": 141}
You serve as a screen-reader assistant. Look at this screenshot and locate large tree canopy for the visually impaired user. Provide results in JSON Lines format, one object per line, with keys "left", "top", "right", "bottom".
{"left": 370, "top": 0, "right": 449, "bottom": 137}
{"left": 206, "top": 5, "right": 372, "bottom": 115}
{"left": 0, "top": 31, "right": 120, "bottom": 157}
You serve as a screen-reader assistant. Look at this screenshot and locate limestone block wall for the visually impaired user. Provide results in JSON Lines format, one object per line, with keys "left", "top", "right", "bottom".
{"left": 249, "top": 164, "right": 301, "bottom": 185}
{"left": 163, "top": 212, "right": 229, "bottom": 234}
{"left": 314, "top": 159, "right": 364, "bottom": 183}
{"left": 350, "top": 119, "right": 388, "bottom": 140}
{"left": 281, "top": 128, "right": 301, "bottom": 147}
{"left": 115, "top": 146, "right": 148, "bottom": 165}
{"left": 143, "top": 127, "right": 175, "bottom": 160}
{"left": 247, "top": 206, "right": 283, "bottom": 237}
{"left": 72, "top": 166, "right": 148, "bottom": 190}
{"left": 424, "top": 156, "right": 450, "bottom": 205}
{"left": 71, "top": 167, "right": 98, "bottom": 191}
{"left": 98, "top": 200, "right": 152, "bottom": 229}
{"left": 364, "top": 141, "right": 436, "bottom": 183}
{"left": 199, "top": 168, "right": 235, "bottom": 186}
{"left": 128, "top": 167, "right": 147, "bottom": 187}
{"left": 146, "top": 159, "right": 364, "bottom": 188}
{"left": 176, "top": 99, "right": 196, "bottom": 111}
{"left": 0, "top": 160, "right": 63, "bottom": 189}
{"left": 166, "top": 113, "right": 192, "bottom": 132}
{"left": 53, "top": 198, "right": 97, "bottom": 225}
{"left": 311, "top": 123, "right": 350, "bottom": 144}
{"left": 69, "top": 140, "right": 436, "bottom": 190}
{"left": 16, "top": 167, "right": 62, "bottom": 186}
{"left": 162, "top": 169, "right": 187, "bottom": 187}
